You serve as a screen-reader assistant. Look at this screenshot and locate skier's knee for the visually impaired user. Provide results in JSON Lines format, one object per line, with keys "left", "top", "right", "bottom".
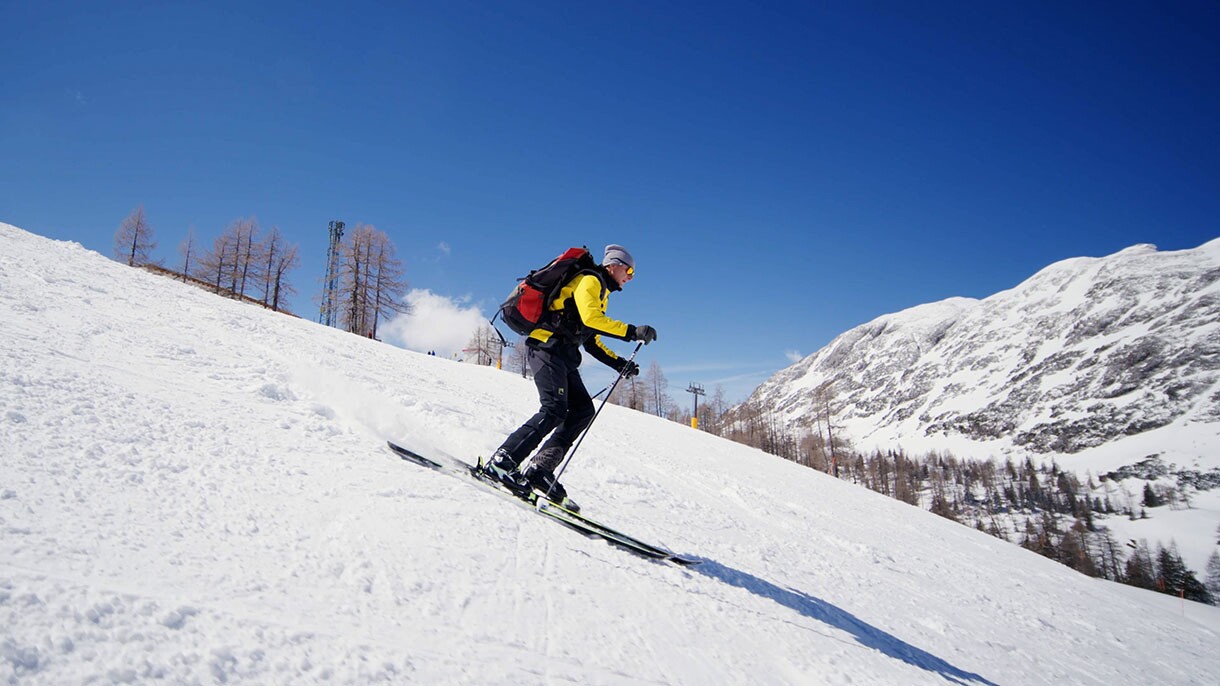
{"left": 540, "top": 402, "right": 568, "bottom": 426}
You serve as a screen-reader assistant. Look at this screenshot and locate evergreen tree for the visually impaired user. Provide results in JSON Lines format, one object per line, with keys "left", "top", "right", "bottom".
{"left": 1184, "top": 572, "right": 1213, "bottom": 605}
{"left": 1205, "top": 550, "right": 1220, "bottom": 604}
{"left": 1123, "top": 541, "right": 1157, "bottom": 590}
{"left": 1058, "top": 520, "right": 1098, "bottom": 577}
{"left": 1155, "top": 543, "right": 1212, "bottom": 604}
{"left": 1142, "top": 483, "right": 1162, "bottom": 508}
{"left": 1019, "top": 520, "right": 1040, "bottom": 554}
{"left": 1096, "top": 528, "right": 1124, "bottom": 581}
{"left": 1156, "top": 543, "right": 1186, "bottom": 593}
{"left": 930, "top": 493, "right": 957, "bottom": 522}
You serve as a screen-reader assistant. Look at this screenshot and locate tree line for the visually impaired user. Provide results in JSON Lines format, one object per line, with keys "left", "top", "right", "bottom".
{"left": 112, "top": 205, "right": 408, "bottom": 337}
{"left": 715, "top": 392, "right": 1220, "bottom": 606}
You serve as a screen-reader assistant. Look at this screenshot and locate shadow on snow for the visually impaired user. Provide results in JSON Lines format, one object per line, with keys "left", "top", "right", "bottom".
{"left": 690, "top": 559, "right": 998, "bottom": 686}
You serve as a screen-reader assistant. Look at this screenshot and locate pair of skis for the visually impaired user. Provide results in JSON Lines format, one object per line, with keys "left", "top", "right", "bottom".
{"left": 386, "top": 441, "right": 698, "bottom": 566}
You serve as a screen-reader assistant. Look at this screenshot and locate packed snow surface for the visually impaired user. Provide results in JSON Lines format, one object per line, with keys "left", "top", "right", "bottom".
{"left": 2, "top": 223, "right": 1217, "bottom": 684}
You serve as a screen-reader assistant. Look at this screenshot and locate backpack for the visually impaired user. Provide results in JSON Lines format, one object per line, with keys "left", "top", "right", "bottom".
{"left": 495, "top": 247, "right": 599, "bottom": 336}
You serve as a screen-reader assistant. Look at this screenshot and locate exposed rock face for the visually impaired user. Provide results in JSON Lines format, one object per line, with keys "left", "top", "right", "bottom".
{"left": 748, "top": 240, "right": 1220, "bottom": 467}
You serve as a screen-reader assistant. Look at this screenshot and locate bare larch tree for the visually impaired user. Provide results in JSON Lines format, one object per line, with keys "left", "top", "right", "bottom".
{"left": 178, "top": 227, "right": 197, "bottom": 281}
{"left": 114, "top": 205, "right": 157, "bottom": 266}
{"left": 339, "top": 224, "right": 409, "bottom": 338}
{"left": 259, "top": 226, "right": 299, "bottom": 312}
{"left": 196, "top": 217, "right": 262, "bottom": 299}
{"left": 464, "top": 324, "right": 505, "bottom": 366}
{"left": 642, "top": 361, "right": 672, "bottom": 418}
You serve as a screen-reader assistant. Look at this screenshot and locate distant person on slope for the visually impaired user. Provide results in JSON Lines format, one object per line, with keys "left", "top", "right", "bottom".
{"left": 480, "top": 244, "right": 657, "bottom": 511}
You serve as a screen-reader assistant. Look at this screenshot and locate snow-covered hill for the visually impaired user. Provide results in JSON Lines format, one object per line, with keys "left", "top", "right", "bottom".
{"left": 2, "top": 222, "right": 1217, "bottom": 684}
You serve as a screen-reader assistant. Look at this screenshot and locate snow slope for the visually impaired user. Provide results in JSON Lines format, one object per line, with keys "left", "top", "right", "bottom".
{"left": 2, "top": 222, "right": 1217, "bottom": 684}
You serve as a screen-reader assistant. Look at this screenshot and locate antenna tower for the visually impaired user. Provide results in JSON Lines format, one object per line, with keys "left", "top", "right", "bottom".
{"left": 319, "top": 220, "right": 345, "bottom": 326}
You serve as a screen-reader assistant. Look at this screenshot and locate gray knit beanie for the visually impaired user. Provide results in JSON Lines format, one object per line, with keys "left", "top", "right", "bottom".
{"left": 603, "top": 244, "right": 635, "bottom": 269}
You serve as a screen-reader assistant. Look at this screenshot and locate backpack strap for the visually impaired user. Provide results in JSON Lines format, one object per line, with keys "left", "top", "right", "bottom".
{"left": 552, "top": 267, "right": 617, "bottom": 340}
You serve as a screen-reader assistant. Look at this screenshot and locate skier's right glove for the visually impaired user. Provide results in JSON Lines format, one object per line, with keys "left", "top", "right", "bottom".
{"left": 618, "top": 360, "right": 641, "bottom": 378}
{"left": 630, "top": 324, "right": 657, "bottom": 344}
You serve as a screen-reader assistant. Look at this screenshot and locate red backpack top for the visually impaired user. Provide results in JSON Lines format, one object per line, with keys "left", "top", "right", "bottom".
{"left": 495, "top": 247, "right": 599, "bottom": 336}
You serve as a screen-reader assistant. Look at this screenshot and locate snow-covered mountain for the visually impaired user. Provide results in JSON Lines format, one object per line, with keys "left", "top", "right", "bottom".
{"left": 2, "top": 222, "right": 1218, "bottom": 684}
{"left": 749, "top": 240, "right": 1220, "bottom": 476}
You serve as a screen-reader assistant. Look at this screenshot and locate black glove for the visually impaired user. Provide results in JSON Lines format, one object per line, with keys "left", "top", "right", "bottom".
{"left": 618, "top": 360, "right": 640, "bottom": 378}
{"left": 632, "top": 324, "right": 657, "bottom": 345}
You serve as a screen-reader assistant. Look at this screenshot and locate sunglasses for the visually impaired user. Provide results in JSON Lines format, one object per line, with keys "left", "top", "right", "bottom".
{"left": 610, "top": 258, "right": 634, "bottom": 277}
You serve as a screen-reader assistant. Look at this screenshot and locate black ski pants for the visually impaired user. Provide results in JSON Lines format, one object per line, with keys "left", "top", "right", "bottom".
{"left": 497, "top": 343, "right": 595, "bottom": 470}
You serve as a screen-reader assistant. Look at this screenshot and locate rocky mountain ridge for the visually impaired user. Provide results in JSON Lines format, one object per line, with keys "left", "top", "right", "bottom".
{"left": 748, "top": 239, "right": 1220, "bottom": 474}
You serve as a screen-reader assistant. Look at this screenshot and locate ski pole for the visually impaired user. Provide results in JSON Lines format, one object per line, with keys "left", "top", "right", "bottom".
{"left": 547, "top": 341, "right": 644, "bottom": 499}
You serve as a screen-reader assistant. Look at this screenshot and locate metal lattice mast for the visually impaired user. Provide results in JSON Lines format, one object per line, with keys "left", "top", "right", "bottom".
{"left": 686, "top": 383, "right": 705, "bottom": 429}
{"left": 319, "top": 220, "right": 345, "bottom": 326}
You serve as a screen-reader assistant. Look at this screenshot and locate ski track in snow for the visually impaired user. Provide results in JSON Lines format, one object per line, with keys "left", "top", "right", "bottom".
{"left": 2, "top": 222, "right": 1218, "bottom": 684}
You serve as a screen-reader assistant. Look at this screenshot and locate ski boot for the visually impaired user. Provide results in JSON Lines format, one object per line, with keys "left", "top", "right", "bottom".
{"left": 521, "top": 462, "right": 580, "bottom": 513}
{"left": 478, "top": 449, "right": 530, "bottom": 495}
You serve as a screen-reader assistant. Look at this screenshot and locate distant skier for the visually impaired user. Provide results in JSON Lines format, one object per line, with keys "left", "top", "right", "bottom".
{"left": 480, "top": 244, "right": 657, "bottom": 511}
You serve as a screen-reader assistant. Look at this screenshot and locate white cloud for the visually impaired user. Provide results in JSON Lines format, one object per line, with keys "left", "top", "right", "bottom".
{"left": 436, "top": 241, "right": 451, "bottom": 257}
{"left": 383, "top": 289, "right": 487, "bottom": 358}
{"left": 785, "top": 349, "right": 804, "bottom": 363}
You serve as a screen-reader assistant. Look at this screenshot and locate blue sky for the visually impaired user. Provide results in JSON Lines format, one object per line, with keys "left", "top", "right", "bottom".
{"left": 3, "top": 1, "right": 1218, "bottom": 404}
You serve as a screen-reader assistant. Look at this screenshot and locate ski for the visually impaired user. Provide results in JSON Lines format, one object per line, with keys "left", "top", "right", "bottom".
{"left": 386, "top": 441, "right": 698, "bottom": 565}
{"left": 533, "top": 498, "right": 699, "bottom": 565}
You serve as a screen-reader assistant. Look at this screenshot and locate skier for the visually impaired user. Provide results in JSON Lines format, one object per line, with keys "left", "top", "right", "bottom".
{"left": 480, "top": 244, "right": 657, "bottom": 510}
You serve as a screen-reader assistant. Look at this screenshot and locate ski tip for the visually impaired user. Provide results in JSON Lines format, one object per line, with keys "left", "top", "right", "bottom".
{"left": 387, "top": 441, "right": 445, "bottom": 470}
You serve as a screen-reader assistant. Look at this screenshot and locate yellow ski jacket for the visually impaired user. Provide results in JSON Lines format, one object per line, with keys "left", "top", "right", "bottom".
{"left": 528, "top": 271, "right": 630, "bottom": 364}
